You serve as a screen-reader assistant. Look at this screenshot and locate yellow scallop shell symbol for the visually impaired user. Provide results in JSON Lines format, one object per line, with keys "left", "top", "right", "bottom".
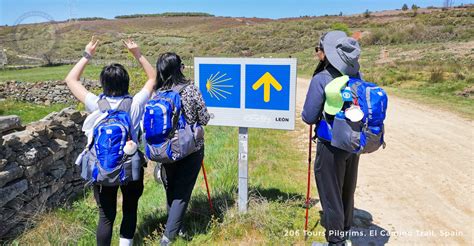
{"left": 206, "top": 71, "right": 234, "bottom": 100}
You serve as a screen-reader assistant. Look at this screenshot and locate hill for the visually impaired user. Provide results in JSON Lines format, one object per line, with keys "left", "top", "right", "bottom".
{"left": 1, "top": 5, "right": 472, "bottom": 117}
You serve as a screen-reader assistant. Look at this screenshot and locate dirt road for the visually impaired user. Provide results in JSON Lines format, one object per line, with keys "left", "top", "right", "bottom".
{"left": 296, "top": 78, "right": 473, "bottom": 245}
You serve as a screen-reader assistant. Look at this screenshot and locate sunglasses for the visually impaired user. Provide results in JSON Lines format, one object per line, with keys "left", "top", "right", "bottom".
{"left": 315, "top": 46, "right": 324, "bottom": 53}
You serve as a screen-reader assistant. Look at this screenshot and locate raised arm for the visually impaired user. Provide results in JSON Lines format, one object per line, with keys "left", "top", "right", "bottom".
{"left": 65, "top": 36, "right": 99, "bottom": 103}
{"left": 123, "top": 39, "right": 156, "bottom": 94}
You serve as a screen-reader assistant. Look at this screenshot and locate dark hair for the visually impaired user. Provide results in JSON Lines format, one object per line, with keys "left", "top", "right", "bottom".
{"left": 156, "top": 52, "right": 188, "bottom": 90}
{"left": 100, "top": 63, "right": 129, "bottom": 97}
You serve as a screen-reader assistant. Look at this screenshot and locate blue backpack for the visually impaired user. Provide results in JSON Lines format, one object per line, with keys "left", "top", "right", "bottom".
{"left": 79, "top": 95, "right": 144, "bottom": 186}
{"left": 143, "top": 84, "right": 203, "bottom": 163}
{"left": 319, "top": 77, "right": 388, "bottom": 154}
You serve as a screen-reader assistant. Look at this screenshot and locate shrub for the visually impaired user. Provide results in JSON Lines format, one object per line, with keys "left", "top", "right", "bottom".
{"left": 364, "top": 9, "right": 371, "bottom": 18}
{"left": 331, "top": 22, "right": 351, "bottom": 35}
{"left": 430, "top": 68, "right": 445, "bottom": 83}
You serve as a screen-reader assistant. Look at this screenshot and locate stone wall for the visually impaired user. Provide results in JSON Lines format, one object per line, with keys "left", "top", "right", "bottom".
{"left": 0, "top": 79, "right": 100, "bottom": 105}
{"left": 0, "top": 108, "right": 88, "bottom": 239}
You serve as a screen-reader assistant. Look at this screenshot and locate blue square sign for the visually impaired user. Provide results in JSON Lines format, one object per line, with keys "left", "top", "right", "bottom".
{"left": 245, "top": 64, "right": 290, "bottom": 111}
{"left": 199, "top": 64, "right": 241, "bottom": 108}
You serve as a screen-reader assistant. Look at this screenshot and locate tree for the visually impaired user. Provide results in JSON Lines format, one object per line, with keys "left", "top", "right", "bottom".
{"left": 339, "top": 11, "right": 343, "bottom": 16}
{"left": 402, "top": 4, "right": 409, "bottom": 11}
{"left": 443, "top": 0, "right": 455, "bottom": 8}
{"left": 364, "top": 9, "right": 371, "bottom": 18}
{"left": 412, "top": 4, "right": 419, "bottom": 16}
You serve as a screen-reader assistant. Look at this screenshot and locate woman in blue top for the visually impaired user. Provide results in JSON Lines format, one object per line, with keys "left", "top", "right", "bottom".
{"left": 302, "top": 31, "right": 362, "bottom": 246}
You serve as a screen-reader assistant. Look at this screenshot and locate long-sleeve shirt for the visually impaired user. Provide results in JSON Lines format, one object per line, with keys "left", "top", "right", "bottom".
{"left": 180, "top": 84, "right": 210, "bottom": 148}
{"left": 302, "top": 69, "right": 335, "bottom": 125}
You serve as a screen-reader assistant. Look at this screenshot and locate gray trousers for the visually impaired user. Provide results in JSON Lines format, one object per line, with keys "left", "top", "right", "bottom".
{"left": 314, "top": 140, "right": 360, "bottom": 245}
{"left": 161, "top": 147, "right": 204, "bottom": 240}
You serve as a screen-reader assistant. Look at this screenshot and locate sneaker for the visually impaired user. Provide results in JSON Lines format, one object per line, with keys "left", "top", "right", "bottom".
{"left": 311, "top": 242, "right": 329, "bottom": 246}
{"left": 160, "top": 235, "right": 171, "bottom": 246}
{"left": 178, "top": 228, "right": 187, "bottom": 238}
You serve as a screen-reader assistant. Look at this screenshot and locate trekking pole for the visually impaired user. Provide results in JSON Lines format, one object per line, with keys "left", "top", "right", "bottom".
{"left": 201, "top": 160, "right": 214, "bottom": 214}
{"left": 304, "top": 124, "right": 313, "bottom": 239}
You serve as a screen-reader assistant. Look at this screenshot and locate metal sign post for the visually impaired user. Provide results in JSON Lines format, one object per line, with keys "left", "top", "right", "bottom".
{"left": 238, "top": 127, "right": 249, "bottom": 212}
{"left": 194, "top": 57, "right": 297, "bottom": 213}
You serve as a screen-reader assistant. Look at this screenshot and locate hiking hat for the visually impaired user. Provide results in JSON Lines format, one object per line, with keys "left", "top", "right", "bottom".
{"left": 320, "top": 31, "right": 361, "bottom": 76}
{"left": 324, "top": 75, "right": 349, "bottom": 115}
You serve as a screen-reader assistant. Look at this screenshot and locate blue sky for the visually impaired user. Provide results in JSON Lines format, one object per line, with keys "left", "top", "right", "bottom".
{"left": 1, "top": 0, "right": 472, "bottom": 26}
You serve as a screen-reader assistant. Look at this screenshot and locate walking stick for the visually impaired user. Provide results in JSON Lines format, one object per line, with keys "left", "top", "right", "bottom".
{"left": 201, "top": 160, "right": 214, "bottom": 214}
{"left": 304, "top": 124, "right": 313, "bottom": 239}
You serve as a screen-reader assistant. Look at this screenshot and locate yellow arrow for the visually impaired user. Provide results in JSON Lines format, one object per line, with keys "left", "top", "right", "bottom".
{"left": 252, "top": 72, "right": 282, "bottom": 102}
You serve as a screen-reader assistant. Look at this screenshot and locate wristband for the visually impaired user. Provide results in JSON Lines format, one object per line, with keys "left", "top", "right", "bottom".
{"left": 83, "top": 51, "right": 93, "bottom": 60}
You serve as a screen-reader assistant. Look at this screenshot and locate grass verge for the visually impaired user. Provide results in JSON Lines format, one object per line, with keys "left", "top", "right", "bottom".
{"left": 0, "top": 65, "right": 103, "bottom": 82}
{"left": 0, "top": 100, "right": 71, "bottom": 124}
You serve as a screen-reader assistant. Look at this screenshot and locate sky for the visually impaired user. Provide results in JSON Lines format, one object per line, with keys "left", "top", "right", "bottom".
{"left": 1, "top": 0, "right": 472, "bottom": 26}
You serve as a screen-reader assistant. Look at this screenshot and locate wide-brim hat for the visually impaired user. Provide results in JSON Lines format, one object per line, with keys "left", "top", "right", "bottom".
{"left": 321, "top": 31, "right": 361, "bottom": 76}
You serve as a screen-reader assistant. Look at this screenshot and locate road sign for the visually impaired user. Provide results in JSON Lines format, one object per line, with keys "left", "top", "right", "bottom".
{"left": 194, "top": 57, "right": 297, "bottom": 130}
{"left": 195, "top": 57, "right": 297, "bottom": 213}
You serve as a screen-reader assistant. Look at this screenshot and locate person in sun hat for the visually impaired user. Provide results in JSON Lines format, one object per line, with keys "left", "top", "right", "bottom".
{"left": 302, "top": 30, "right": 362, "bottom": 246}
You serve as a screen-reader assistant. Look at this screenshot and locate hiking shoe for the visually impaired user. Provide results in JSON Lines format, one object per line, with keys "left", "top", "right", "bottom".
{"left": 178, "top": 228, "right": 187, "bottom": 238}
{"left": 160, "top": 235, "right": 171, "bottom": 246}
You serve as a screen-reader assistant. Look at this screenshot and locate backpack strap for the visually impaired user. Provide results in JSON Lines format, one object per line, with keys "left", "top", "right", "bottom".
{"left": 116, "top": 95, "right": 133, "bottom": 112}
{"left": 98, "top": 94, "right": 111, "bottom": 113}
{"left": 172, "top": 83, "right": 190, "bottom": 94}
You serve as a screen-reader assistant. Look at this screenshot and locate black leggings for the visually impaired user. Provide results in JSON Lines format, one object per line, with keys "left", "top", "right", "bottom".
{"left": 314, "top": 141, "right": 360, "bottom": 245}
{"left": 93, "top": 176, "right": 144, "bottom": 246}
{"left": 161, "top": 147, "right": 204, "bottom": 240}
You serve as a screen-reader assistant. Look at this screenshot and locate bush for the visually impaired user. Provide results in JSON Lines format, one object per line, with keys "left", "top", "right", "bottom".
{"left": 364, "top": 9, "right": 371, "bottom": 18}
{"left": 331, "top": 22, "right": 351, "bottom": 35}
{"left": 430, "top": 69, "right": 445, "bottom": 83}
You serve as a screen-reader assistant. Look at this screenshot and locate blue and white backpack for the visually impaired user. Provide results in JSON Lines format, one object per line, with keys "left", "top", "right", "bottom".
{"left": 143, "top": 84, "right": 203, "bottom": 163}
{"left": 78, "top": 95, "right": 144, "bottom": 186}
{"left": 319, "top": 77, "right": 388, "bottom": 154}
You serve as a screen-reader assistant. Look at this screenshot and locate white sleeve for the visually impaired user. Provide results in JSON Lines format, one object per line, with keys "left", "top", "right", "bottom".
{"left": 85, "top": 92, "right": 99, "bottom": 112}
{"left": 129, "top": 89, "right": 152, "bottom": 141}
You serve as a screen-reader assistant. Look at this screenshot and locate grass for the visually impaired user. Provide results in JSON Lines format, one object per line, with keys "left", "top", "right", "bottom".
{"left": 13, "top": 124, "right": 324, "bottom": 245}
{"left": 0, "top": 100, "right": 71, "bottom": 124}
{"left": 0, "top": 65, "right": 103, "bottom": 82}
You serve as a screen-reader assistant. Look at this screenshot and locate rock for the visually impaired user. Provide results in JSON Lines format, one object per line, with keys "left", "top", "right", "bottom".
{"left": 0, "top": 107, "right": 89, "bottom": 238}
{"left": 0, "top": 164, "right": 24, "bottom": 187}
{"left": 2, "top": 130, "right": 33, "bottom": 146}
{"left": 0, "top": 159, "right": 7, "bottom": 170}
{"left": 49, "top": 160, "right": 66, "bottom": 179}
{"left": 0, "top": 116, "right": 22, "bottom": 134}
{"left": 16, "top": 148, "right": 38, "bottom": 166}
{"left": 0, "top": 179, "right": 28, "bottom": 207}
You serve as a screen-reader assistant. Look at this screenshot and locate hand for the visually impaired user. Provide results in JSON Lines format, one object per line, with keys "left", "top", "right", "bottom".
{"left": 85, "top": 36, "right": 99, "bottom": 56}
{"left": 122, "top": 38, "right": 141, "bottom": 58}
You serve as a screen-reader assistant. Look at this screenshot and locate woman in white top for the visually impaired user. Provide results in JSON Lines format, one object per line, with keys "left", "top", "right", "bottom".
{"left": 65, "top": 37, "right": 155, "bottom": 246}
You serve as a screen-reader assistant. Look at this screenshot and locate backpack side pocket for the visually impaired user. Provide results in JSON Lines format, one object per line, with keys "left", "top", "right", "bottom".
{"left": 331, "top": 116, "right": 362, "bottom": 153}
